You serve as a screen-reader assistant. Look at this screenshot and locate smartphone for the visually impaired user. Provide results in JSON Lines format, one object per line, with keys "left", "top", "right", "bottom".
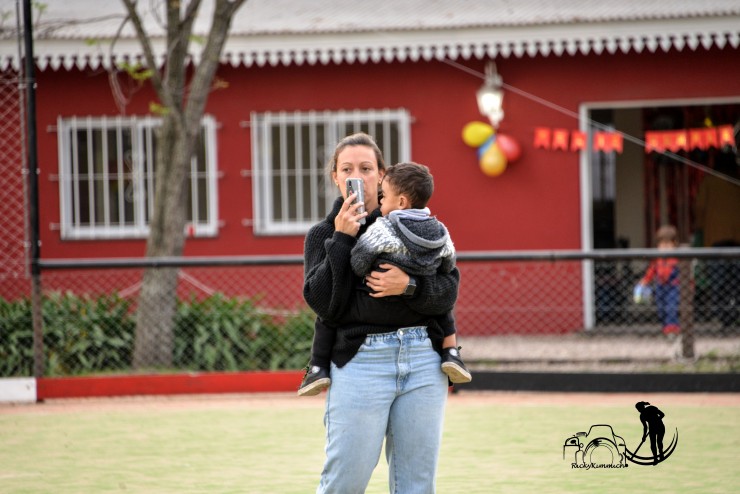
{"left": 345, "top": 177, "right": 366, "bottom": 225}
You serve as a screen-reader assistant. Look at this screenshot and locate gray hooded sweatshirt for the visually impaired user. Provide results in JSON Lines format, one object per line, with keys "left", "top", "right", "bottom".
{"left": 351, "top": 208, "right": 456, "bottom": 277}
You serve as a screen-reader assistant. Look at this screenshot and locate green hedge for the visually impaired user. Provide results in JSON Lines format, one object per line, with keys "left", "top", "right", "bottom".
{"left": 0, "top": 292, "right": 314, "bottom": 377}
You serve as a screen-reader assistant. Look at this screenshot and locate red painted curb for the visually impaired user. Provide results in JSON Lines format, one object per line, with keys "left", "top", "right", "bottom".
{"left": 37, "top": 371, "right": 304, "bottom": 400}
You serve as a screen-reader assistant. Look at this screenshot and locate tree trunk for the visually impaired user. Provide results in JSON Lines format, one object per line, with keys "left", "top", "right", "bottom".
{"left": 124, "top": 0, "right": 247, "bottom": 369}
{"left": 133, "top": 114, "right": 192, "bottom": 369}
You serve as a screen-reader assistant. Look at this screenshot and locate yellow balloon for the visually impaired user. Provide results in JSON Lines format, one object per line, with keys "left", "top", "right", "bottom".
{"left": 479, "top": 143, "right": 507, "bottom": 177}
{"left": 462, "top": 121, "right": 494, "bottom": 147}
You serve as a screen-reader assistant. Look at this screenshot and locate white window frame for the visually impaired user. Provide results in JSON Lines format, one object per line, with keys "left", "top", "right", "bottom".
{"left": 57, "top": 115, "right": 219, "bottom": 240}
{"left": 250, "top": 109, "right": 412, "bottom": 235}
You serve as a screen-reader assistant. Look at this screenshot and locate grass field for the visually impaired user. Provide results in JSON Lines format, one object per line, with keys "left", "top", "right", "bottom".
{"left": 1, "top": 391, "right": 738, "bottom": 493}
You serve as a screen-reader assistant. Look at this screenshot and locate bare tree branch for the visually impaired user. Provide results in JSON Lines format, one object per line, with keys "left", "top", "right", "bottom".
{"left": 120, "top": 0, "right": 180, "bottom": 119}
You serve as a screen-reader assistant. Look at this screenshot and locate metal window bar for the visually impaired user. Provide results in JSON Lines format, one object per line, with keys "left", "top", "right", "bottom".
{"left": 279, "top": 116, "right": 289, "bottom": 224}
{"left": 101, "top": 119, "right": 111, "bottom": 229}
{"left": 295, "top": 119, "right": 304, "bottom": 223}
{"left": 143, "top": 118, "right": 155, "bottom": 227}
{"left": 189, "top": 131, "right": 200, "bottom": 228}
{"left": 71, "top": 117, "right": 81, "bottom": 233}
{"left": 85, "top": 116, "right": 95, "bottom": 228}
{"left": 115, "top": 117, "right": 125, "bottom": 228}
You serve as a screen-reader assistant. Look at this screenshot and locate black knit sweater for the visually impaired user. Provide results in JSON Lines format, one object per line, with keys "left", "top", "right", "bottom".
{"left": 303, "top": 197, "right": 461, "bottom": 367}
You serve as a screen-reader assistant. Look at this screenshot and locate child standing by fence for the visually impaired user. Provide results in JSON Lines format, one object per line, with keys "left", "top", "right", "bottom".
{"left": 638, "top": 225, "right": 681, "bottom": 336}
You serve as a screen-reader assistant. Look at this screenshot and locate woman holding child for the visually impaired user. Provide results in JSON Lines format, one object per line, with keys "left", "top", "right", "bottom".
{"left": 302, "top": 132, "right": 461, "bottom": 493}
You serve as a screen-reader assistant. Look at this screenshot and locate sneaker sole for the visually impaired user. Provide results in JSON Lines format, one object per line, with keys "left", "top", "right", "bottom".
{"left": 297, "top": 377, "right": 331, "bottom": 397}
{"left": 442, "top": 363, "right": 472, "bottom": 384}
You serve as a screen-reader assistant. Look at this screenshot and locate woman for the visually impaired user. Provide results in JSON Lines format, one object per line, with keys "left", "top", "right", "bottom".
{"left": 303, "top": 132, "right": 460, "bottom": 493}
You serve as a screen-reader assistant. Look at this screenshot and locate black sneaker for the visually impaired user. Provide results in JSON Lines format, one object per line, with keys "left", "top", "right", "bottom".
{"left": 297, "top": 365, "right": 331, "bottom": 396}
{"left": 441, "top": 347, "right": 472, "bottom": 384}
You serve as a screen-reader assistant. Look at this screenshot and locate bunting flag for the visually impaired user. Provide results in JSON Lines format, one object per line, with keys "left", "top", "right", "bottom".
{"left": 552, "top": 129, "right": 570, "bottom": 150}
{"left": 718, "top": 125, "right": 735, "bottom": 147}
{"left": 534, "top": 128, "right": 624, "bottom": 153}
{"left": 534, "top": 127, "right": 552, "bottom": 149}
{"left": 570, "top": 131, "right": 587, "bottom": 151}
{"left": 643, "top": 125, "right": 736, "bottom": 153}
{"left": 534, "top": 125, "right": 736, "bottom": 154}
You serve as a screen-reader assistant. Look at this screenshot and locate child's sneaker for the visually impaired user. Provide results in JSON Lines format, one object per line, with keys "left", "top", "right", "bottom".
{"left": 297, "top": 365, "right": 331, "bottom": 396}
{"left": 662, "top": 324, "right": 680, "bottom": 334}
{"left": 441, "top": 347, "right": 472, "bottom": 384}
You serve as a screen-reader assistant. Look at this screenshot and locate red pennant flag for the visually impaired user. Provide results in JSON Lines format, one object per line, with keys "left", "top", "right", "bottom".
{"left": 705, "top": 128, "right": 718, "bottom": 148}
{"left": 534, "top": 128, "right": 551, "bottom": 149}
{"left": 689, "top": 128, "right": 707, "bottom": 150}
{"left": 718, "top": 125, "right": 735, "bottom": 147}
{"left": 570, "top": 131, "right": 587, "bottom": 151}
{"left": 552, "top": 129, "right": 569, "bottom": 150}
{"left": 609, "top": 133, "right": 624, "bottom": 154}
{"left": 645, "top": 131, "right": 663, "bottom": 153}
{"left": 593, "top": 132, "right": 607, "bottom": 151}
{"left": 676, "top": 130, "right": 689, "bottom": 151}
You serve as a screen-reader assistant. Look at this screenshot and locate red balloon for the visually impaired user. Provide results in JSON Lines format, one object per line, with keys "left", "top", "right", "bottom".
{"left": 495, "top": 133, "right": 522, "bottom": 162}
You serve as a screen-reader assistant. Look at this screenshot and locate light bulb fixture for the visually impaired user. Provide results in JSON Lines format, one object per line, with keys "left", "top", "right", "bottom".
{"left": 476, "top": 62, "right": 504, "bottom": 128}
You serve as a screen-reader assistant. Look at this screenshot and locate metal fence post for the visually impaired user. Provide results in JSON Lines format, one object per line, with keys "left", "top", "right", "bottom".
{"left": 679, "top": 256, "right": 694, "bottom": 359}
{"left": 23, "top": 0, "right": 44, "bottom": 379}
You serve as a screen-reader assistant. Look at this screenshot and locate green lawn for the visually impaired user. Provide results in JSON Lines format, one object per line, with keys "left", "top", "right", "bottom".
{"left": 1, "top": 393, "right": 738, "bottom": 493}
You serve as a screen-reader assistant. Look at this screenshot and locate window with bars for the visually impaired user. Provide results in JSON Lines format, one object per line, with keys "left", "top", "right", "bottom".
{"left": 57, "top": 115, "right": 218, "bottom": 240}
{"left": 250, "top": 109, "right": 411, "bottom": 235}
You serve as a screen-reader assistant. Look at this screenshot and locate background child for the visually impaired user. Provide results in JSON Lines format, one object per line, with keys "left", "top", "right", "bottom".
{"left": 638, "top": 225, "right": 680, "bottom": 336}
{"left": 299, "top": 162, "right": 470, "bottom": 396}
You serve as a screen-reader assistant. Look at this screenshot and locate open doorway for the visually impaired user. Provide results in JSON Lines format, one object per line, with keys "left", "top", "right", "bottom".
{"left": 583, "top": 98, "right": 739, "bottom": 328}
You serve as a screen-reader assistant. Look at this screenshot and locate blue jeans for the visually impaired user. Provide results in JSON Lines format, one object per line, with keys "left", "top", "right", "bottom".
{"left": 317, "top": 327, "right": 448, "bottom": 494}
{"left": 655, "top": 283, "right": 679, "bottom": 327}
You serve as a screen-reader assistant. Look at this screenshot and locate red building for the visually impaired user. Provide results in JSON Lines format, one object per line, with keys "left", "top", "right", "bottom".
{"left": 1, "top": 0, "right": 738, "bottom": 333}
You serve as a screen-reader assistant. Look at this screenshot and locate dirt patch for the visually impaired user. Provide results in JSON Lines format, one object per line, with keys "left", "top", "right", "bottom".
{"left": 1, "top": 390, "right": 738, "bottom": 415}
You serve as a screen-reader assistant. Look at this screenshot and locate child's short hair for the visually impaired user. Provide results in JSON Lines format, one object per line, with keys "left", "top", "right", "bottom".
{"left": 383, "top": 162, "right": 434, "bottom": 209}
{"left": 655, "top": 225, "right": 678, "bottom": 245}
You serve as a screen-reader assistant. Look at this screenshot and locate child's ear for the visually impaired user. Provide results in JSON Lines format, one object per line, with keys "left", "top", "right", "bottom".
{"left": 399, "top": 194, "right": 410, "bottom": 209}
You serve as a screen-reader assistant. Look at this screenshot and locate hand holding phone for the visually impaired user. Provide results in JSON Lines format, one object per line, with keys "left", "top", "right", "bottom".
{"left": 345, "top": 178, "right": 366, "bottom": 225}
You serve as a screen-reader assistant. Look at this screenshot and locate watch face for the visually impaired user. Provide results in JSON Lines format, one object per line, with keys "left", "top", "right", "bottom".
{"left": 404, "top": 280, "right": 416, "bottom": 296}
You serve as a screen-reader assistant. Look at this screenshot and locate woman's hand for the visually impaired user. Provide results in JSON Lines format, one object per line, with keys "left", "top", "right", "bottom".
{"left": 365, "top": 263, "right": 410, "bottom": 297}
{"left": 334, "top": 192, "right": 367, "bottom": 237}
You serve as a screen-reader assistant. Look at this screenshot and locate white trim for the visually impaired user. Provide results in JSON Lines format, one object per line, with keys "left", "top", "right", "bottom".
{"left": 578, "top": 105, "right": 595, "bottom": 330}
{"left": 3, "top": 17, "right": 738, "bottom": 71}
{"left": 0, "top": 378, "right": 36, "bottom": 403}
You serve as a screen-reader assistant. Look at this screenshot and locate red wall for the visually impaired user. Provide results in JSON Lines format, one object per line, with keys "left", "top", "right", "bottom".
{"left": 34, "top": 46, "right": 739, "bottom": 258}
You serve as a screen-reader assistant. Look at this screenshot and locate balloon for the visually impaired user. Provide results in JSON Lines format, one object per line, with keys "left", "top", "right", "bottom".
{"left": 479, "top": 143, "right": 507, "bottom": 177}
{"left": 462, "top": 121, "right": 494, "bottom": 148}
{"left": 495, "top": 133, "right": 522, "bottom": 162}
{"left": 477, "top": 134, "right": 495, "bottom": 159}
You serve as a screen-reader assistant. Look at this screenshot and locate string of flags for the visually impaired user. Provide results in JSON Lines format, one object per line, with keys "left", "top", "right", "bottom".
{"left": 534, "top": 125, "right": 734, "bottom": 154}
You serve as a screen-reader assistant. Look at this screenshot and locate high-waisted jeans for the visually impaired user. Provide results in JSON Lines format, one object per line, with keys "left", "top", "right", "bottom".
{"left": 316, "top": 327, "right": 448, "bottom": 494}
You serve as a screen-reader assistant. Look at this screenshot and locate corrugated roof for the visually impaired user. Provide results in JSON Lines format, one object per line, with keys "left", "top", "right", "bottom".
{"left": 1, "top": 0, "right": 739, "bottom": 70}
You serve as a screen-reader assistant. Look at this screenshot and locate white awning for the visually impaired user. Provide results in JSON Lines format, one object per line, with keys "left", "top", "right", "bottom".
{"left": 1, "top": 0, "right": 739, "bottom": 71}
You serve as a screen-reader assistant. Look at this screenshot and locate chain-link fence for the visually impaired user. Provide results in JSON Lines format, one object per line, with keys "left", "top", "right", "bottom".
{"left": 0, "top": 72, "right": 29, "bottom": 304}
{"left": 1, "top": 249, "right": 738, "bottom": 378}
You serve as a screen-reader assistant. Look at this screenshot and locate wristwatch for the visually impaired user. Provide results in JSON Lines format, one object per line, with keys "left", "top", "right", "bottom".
{"left": 403, "top": 276, "right": 417, "bottom": 297}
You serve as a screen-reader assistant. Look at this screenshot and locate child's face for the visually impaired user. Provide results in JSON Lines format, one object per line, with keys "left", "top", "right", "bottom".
{"left": 657, "top": 239, "right": 676, "bottom": 250}
{"left": 379, "top": 179, "right": 407, "bottom": 216}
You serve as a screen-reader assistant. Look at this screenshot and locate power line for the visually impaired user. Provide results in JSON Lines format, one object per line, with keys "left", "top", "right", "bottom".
{"left": 442, "top": 58, "right": 740, "bottom": 187}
